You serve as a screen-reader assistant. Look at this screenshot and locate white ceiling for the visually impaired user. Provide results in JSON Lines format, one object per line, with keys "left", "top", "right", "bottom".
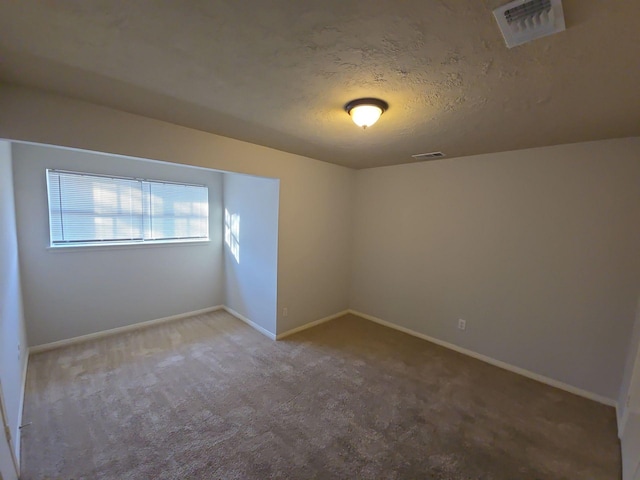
{"left": 0, "top": 1, "right": 638, "bottom": 168}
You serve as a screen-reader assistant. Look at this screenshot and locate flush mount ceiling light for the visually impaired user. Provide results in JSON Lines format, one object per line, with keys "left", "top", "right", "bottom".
{"left": 345, "top": 98, "right": 389, "bottom": 129}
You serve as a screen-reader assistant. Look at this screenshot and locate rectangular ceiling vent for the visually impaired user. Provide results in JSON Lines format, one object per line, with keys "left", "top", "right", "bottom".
{"left": 493, "top": 0, "right": 565, "bottom": 48}
{"left": 411, "top": 151, "right": 445, "bottom": 160}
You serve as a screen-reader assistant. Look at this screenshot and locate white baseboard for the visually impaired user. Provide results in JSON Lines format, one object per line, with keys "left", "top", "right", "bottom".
{"left": 24, "top": 304, "right": 616, "bottom": 409}
{"left": 29, "top": 306, "right": 224, "bottom": 354}
{"left": 222, "top": 306, "right": 277, "bottom": 340}
{"left": 276, "top": 310, "right": 349, "bottom": 340}
{"left": 348, "top": 309, "right": 617, "bottom": 407}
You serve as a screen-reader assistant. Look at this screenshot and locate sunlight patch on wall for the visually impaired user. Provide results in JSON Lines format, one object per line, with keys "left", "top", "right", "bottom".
{"left": 224, "top": 208, "right": 240, "bottom": 263}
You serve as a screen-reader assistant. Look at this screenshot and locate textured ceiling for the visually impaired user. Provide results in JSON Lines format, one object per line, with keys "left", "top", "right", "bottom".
{"left": 0, "top": 1, "right": 638, "bottom": 168}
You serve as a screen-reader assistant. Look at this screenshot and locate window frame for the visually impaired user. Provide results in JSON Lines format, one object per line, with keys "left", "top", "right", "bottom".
{"left": 46, "top": 168, "right": 210, "bottom": 249}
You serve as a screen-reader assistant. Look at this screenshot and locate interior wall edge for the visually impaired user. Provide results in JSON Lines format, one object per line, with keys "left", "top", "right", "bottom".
{"left": 0, "top": 139, "right": 28, "bottom": 475}
{"left": 15, "top": 351, "right": 28, "bottom": 467}
{"left": 276, "top": 309, "right": 350, "bottom": 339}
{"left": 222, "top": 306, "right": 276, "bottom": 340}
{"left": 617, "top": 296, "right": 640, "bottom": 438}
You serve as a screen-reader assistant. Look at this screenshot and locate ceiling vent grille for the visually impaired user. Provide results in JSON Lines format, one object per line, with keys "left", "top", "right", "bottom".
{"left": 411, "top": 152, "right": 445, "bottom": 160}
{"left": 493, "top": 0, "right": 565, "bottom": 48}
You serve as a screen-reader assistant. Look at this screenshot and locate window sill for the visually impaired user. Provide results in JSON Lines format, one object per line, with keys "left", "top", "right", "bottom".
{"left": 46, "top": 239, "right": 211, "bottom": 253}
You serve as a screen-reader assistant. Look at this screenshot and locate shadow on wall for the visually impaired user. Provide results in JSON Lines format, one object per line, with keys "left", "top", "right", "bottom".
{"left": 225, "top": 208, "right": 240, "bottom": 264}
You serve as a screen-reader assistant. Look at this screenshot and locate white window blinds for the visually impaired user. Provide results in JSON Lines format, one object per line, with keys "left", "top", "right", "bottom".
{"left": 47, "top": 169, "right": 209, "bottom": 246}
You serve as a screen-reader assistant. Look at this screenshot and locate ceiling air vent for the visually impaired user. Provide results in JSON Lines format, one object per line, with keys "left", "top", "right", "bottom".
{"left": 411, "top": 152, "right": 445, "bottom": 160}
{"left": 493, "top": 0, "right": 565, "bottom": 48}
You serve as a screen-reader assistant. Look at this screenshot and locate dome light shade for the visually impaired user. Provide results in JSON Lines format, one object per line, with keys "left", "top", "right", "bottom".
{"left": 345, "top": 98, "right": 389, "bottom": 129}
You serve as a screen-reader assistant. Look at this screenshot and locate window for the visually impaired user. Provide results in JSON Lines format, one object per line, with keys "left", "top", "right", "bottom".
{"left": 46, "top": 169, "right": 209, "bottom": 247}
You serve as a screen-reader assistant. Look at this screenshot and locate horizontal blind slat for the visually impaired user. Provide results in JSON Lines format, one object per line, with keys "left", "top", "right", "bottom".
{"left": 46, "top": 170, "right": 209, "bottom": 246}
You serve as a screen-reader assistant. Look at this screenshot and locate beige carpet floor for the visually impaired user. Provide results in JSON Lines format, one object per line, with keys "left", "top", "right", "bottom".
{"left": 21, "top": 311, "right": 620, "bottom": 479}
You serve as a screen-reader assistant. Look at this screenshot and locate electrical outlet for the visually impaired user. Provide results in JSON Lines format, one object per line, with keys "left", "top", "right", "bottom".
{"left": 458, "top": 319, "right": 466, "bottom": 331}
{"left": 283, "top": 307, "right": 288, "bottom": 317}
{"left": 17, "top": 343, "right": 20, "bottom": 360}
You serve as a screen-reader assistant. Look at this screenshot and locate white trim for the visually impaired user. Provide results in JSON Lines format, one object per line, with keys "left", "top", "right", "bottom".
{"left": 15, "top": 350, "right": 28, "bottom": 470}
{"left": 0, "top": 379, "right": 19, "bottom": 479}
{"left": 23, "top": 304, "right": 616, "bottom": 408}
{"left": 46, "top": 239, "right": 211, "bottom": 252}
{"left": 617, "top": 328, "right": 640, "bottom": 438}
{"left": 348, "top": 309, "right": 617, "bottom": 407}
{"left": 618, "top": 404, "right": 629, "bottom": 439}
{"left": 222, "top": 307, "right": 277, "bottom": 340}
{"left": 276, "top": 310, "right": 350, "bottom": 340}
{"left": 29, "top": 306, "right": 224, "bottom": 354}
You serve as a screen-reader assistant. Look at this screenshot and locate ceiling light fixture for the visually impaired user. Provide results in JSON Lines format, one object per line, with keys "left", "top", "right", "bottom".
{"left": 345, "top": 98, "right": 389, "bottom": 129}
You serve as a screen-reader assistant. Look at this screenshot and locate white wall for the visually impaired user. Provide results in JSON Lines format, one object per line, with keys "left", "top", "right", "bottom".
{"left": 620, "top": 298, "right": 640, "bottom": 425}
{"left": 351, "top": 138, "right": 640, "bottom": 401}
{"left": 620, "top": 317, "right": 640, "bottom": 478}
{"left": 0, "top": 140, "right": 28, "bottom": 473}
{"left": 11, "top": 142, "right": 224, "bottom": 345}
{"left": 223, "top": 173, "right": 279, "bottom": 335}
{"left": 0, "top": 84, "right": 354, "bottom": 334}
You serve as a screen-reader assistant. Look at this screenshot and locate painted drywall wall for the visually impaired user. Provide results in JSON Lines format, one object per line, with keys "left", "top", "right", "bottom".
{"left": 0, "top": 140, "right": 28, "bottom": 469}
{"left": 619, "top": 297, "right": 640, "bottom": 428}
{"left": 11, "top": 142, "right": 224, "bottom": 345}
{"left": 351, "top": 138, "right": 640, "bottom": 401}
{"left": 0, "top": 430, "right": 17, "bottom": 480}
{"left": 223, "top": 173, "right": 279, "bottom": 335}
{"left": 0, "top": 84, "right": 354, "bottom": 334}
{"left": 620, "top": 316, "right": 640, "bottom": 478}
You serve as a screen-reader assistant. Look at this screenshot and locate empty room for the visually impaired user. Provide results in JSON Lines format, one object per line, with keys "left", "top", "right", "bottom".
{"left": 1, "top": 1, "right": 639, "bottom": 479}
